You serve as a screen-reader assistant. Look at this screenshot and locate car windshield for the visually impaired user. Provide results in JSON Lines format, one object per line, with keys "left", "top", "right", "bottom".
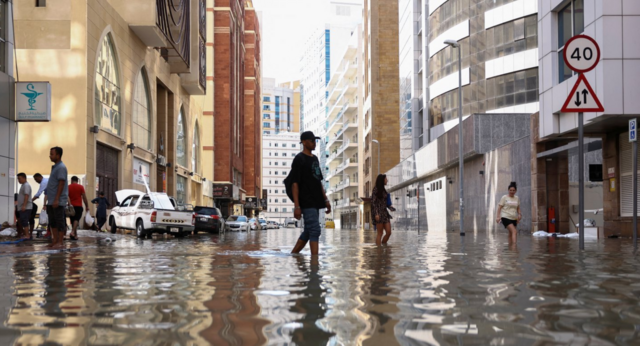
{"left": 228, "top": 216, "right": 247, "bottom": 222}
{"left": 194, "top": 207, "right": 219, "bottom": 216}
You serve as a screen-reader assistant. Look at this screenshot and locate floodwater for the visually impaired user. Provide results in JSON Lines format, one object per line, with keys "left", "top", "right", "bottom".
{"left": 0, "top": 228, "right": 639, "bottom": 346}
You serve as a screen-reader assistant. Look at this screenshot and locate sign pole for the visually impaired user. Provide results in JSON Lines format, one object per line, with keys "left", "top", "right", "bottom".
{"left": 633, "top": 139, "right": 638, "bottom": 248}
{"left": 579, "top": 112, "right": 585, "bottom": 250}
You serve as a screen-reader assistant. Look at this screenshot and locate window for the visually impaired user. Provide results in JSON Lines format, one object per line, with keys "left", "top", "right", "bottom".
{"left": 282, "top": 208, "right": 287, "bottom": 213}
{"left": 275, "top": 180, "right": 279, "bottom": 184}
{"left": 275, "top": 189, "right": 279, "bottom": 193}
{"left": 176, "top": 176, "right": 187, "bottom": 205}
{"left": 263, "top": 96, "right": 271, "bottom": 102}
{"left": 558, "top": 0, "right": 585, "bottom": 83}
{"left": 95, "top": 33, "right": 122, "bottom": 135}
{"left": 263, "top": 114, "right": 271, "bottom": 120}
{"left": 275, "top": 162, "right": 279, "bottom": 166}
{"left": 275, "top": 153, "right": 279, "bottom": 157}
{"left": 177, "top": 108, "right": 187, "bottom": 167}
{"left": 36, "top": 0, "right": 46, "bottom": 7}
{"left": 282, "top": 171, "right": 286, "bottom": 175}
{"left": 192, "top": 121, "right": 200, "bottom": 173}
{"left": 132, "top": 68, "right": 152, "bottom": 150}
{"left": 275, "top": 208, "right": 278, "bottom": 212}
{"left": 282, "top": 162, "right": 286, "bottom": 166}
{"left": 275, "top": 171, "right": 279, "bottom": 175}
{"left": 263, "top": 105, "right": 271, "bottom": 110}
{"left": 283, "top": 143, "right": 287, "bottom": 148}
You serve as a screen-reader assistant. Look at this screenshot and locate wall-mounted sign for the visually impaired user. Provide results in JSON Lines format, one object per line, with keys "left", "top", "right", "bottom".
{"left": 608, "top": 167, "right": 615, "bottom": 178}
{"left": 610, "top": 178, "right": 616, "bottom": 192}
{"left": 203, "top": 181, "right": 213, "bottom": 198}
{"left": 16, "top": 82, "right": 51, "bottom": 122}
{"left": 133, "top": 157, "right": 151, "bottom": 185}
{"left": 213, "top": 183, "right": 233, "bottom": 198}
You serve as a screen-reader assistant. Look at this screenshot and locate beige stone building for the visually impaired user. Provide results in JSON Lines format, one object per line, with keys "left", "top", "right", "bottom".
{"left": 361, "top": 0, "right": 400, "bottom": 229}
{"left": 14, "top": 0, "right": 211, "bottom": 211}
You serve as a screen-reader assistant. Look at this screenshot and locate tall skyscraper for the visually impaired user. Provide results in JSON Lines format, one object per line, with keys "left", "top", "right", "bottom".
{"left": 262, "top": 78, "right": 300, "bottom": 135}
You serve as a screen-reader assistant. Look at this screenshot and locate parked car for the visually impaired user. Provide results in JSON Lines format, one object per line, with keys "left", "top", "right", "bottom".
{"left": 193, "top": 206, "right": 225, "bottom": 234}
{"left": 268, "top": 221, "right": 279, "bottom": 229}
{"left": 258, "top": 218, "right": 268, "bottom": 229}
{"left": 226, "top": 215, "right": 250, "bottom": 232}
{"left": 109, "top": 189, "right": 195, "bottom": 239}
{"left": 286, "top": 220, "right": 297, "bottom": 228}
{"left": 325, "top": 218, "right": 335, "bottom": 229}
{"left": 249, "top": 218, "right": 260, "bottom": 230}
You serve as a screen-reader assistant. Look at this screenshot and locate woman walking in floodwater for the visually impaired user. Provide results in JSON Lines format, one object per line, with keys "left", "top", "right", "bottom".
{"left": 496, "top": 181, "right": 521, "bottom": 243}
{"left": 372, "top": 174, "right": 392, "bottom": 245}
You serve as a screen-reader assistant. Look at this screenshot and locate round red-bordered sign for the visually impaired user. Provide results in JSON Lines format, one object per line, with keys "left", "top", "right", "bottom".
{"left": 563, "top": 35, "right": 601, "bottom": 73}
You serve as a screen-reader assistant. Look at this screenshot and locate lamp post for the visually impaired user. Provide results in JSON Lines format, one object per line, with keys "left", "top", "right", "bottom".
{"left": 372, "top": 139, "right": 380, "bottom": 176}
{"left": 444, "top": 39, "right": 465, "bottom": 237}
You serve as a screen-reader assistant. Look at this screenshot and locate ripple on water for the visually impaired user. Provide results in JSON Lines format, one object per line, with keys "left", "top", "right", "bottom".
{"left": 0, "top": 229, "right": 639, "bottom": 345}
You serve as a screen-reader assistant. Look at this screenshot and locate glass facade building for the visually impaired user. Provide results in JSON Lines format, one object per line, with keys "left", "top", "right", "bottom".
{"left": 426, "top": 0, "right": 539, "bottom": 138}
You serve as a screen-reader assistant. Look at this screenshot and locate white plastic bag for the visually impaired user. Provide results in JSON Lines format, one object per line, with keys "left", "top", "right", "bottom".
{"left": 85, "top": 214, "right": 95, "bottom": 228}
{"left": 39, "top": 210, "right": 48, "bottom": 225}
{"left": 0, "top": 228, "right": 17, "bottom": 236}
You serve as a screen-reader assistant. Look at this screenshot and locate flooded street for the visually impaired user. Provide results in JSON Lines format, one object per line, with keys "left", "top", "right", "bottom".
{"left": 0, "top": 228, "right": 639, "bottom": 345}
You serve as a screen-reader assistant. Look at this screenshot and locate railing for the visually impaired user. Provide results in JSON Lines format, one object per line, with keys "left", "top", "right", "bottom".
{"left": 157, "top": 0, "right": 191, "bottom": 67}
{"left": 337, "top": 198, "right": 351, "bottom": 208}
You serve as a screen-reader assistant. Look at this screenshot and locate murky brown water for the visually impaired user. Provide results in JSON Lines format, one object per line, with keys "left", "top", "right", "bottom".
{"left": 0, "top": 228, "right": 639, "bottom": 345}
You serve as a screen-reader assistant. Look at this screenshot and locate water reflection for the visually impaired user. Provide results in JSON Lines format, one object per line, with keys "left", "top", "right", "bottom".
{"left": 0, "top": 230, "right": 638, "bottom": 345}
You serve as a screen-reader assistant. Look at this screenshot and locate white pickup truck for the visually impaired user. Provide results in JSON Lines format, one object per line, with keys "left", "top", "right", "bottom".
{"left": 108, "top": 189, "right": 195, "bottom": 238}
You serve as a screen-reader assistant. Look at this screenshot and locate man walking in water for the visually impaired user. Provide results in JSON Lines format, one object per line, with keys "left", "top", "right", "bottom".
{"left": 46, "top": 147, "right": 69, "bottom": 247}
{"left": 290, "top": 131, "right": 331, "bottom": 256}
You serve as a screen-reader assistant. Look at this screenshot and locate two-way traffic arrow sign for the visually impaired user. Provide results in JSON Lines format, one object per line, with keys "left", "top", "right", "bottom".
{"left": 561, "top": 74, "right": 604, "bottom": 112}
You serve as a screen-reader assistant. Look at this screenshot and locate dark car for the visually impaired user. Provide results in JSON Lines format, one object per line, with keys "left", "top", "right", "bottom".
{"left": 193, "top": 206, "right": 225, "bottom": 234}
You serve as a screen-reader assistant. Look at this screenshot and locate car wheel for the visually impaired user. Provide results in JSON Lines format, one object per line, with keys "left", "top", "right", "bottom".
{"left": 110, "top": 218, "right": 117, "bottom": 234}
{"left": 136, "top": 220, "right": 147, "bottom": 239}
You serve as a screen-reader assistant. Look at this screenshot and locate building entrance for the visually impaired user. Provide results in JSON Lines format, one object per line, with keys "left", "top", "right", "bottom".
{"left": 96, "top": 143, "right": 119, "bottom": 204}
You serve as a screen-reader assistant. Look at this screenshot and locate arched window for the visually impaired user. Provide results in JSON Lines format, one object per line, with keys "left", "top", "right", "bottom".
{"left": 94, "top": 33, "right": 121, "bottom": 135}
{"left": 192, "top": 121, "right": 200, "bottom": 173}
{"left": 133, "top": 68, "right": 151, "bottom": 150}
{"left": 176, "top": 108, "right": 187, "bottom": 167}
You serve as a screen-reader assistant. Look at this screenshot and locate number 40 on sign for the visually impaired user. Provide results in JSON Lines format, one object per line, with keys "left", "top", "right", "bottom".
{"left": 561, "top": 35, "right": 604, "bottom": 113}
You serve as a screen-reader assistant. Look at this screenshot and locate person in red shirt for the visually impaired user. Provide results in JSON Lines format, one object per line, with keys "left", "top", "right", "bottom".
{"left": 68, "top": 176, "right": 90, "bottom": 240}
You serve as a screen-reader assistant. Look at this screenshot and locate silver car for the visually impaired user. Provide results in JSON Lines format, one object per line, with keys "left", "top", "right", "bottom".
{"left": 225, "top": 215, "right": 250, "bottom": 232}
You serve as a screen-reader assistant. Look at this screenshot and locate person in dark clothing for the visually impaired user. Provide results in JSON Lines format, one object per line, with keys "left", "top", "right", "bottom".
{"left": 91, "top": 192, "right": 110, "bottom": 231}
{"left": 372, "top": 174, "right": 392, "bottom": 245}
{"left": 290, "top": 131, "right": 331, "bottom": 256}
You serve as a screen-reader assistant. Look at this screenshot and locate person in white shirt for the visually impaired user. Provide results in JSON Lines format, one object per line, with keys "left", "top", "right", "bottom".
{"left": 496, "top": 181, "right": 522, "bottom": 244}
{"left": 32, "top": 173, "right": 50, "bottom": 238}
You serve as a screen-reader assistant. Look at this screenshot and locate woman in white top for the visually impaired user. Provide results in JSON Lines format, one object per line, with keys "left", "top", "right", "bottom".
{"left": 496, "top": 181, "right": 521, "bottom": 243}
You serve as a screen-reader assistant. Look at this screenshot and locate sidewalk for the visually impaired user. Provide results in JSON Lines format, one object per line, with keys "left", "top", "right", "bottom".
{"left": 0, "top": 229, "right": 129, "bottom": 256}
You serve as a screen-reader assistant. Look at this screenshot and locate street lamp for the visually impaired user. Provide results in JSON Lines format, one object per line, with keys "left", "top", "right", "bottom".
{"left": 372, "top": 139, "right": 380, "bottom": 176}
{"left": 444, "top": 39, "right": 465, "bottom": 237}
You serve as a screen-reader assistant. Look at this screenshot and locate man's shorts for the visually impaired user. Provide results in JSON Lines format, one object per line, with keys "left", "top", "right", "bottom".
{"left": 299, "top": 208, "right": 322, "bottom": 242}
{"left": 19, "top": 210, "right": 31, "bottom": 227}
{"left": 47, "top": 206, "right": 67, "bottom": 230}
{"left": 69, "top": 206, "right": 83, "bottom": 223}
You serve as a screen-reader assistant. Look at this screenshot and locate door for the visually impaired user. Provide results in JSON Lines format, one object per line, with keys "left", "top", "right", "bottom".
{"left": 125, "top": 195, "right": 140, "bottom": 228}
{"left": 425, "top": 177, "right": 447, "bottom": 232}
{"left": 96, "top": 143, "right": 119, "bottom": 209}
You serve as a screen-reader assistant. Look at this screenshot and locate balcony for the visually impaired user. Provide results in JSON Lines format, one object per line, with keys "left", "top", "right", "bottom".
{"left": 182, "top": 0, "right": 206, "bottom": 94}
{"left": 112, "top": 0, "right": 191, "bottom": 73}
{"left": 415, "top": 14, "right": 423, "bottom": 35}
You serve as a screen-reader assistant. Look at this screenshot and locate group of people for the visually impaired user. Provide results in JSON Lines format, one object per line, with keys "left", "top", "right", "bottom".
{"left": 287, "top": 131, "right": 522, "bottom": 256}
{"left": 14, "top": 146, "right": 112, "bottom": 247}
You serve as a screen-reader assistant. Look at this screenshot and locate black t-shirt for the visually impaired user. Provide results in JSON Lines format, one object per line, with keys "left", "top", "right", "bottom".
{"left": 291, "top": 152, "right": 326, "bottom": 209}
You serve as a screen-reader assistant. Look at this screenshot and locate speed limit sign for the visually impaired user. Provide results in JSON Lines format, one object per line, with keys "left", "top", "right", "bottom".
{"left": 563, "top": 35, "right": 600, "bottom": 73}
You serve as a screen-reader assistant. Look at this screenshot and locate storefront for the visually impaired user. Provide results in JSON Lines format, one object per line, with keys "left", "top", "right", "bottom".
{"left": 213, "top": 183, "right": 235, "bottom": 219}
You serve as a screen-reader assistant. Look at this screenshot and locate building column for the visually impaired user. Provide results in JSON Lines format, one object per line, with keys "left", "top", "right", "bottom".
{"left": 531, "top": 113, "right": 547, "bottom": 232}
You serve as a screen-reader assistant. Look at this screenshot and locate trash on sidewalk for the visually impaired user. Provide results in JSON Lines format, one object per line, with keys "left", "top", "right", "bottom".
{"left": 0, "top": 228, "right": 17, "bottom": 237}
{"left": 532, "top": 230, "right": 580, "bottom": 239}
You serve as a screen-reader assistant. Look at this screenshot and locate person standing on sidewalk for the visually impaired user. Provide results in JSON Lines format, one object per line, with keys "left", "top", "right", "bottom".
{"left": 46, "top": 147, "right": 69, "bottom": 247}
{"left": 290, "top": 131, "right": 332, "bottom": 256}
{"left": 91, "top": 192, "right": 110, "bottom": 231}
{"left": 16, "top": 173, "right": 33, "bottom": 239}
{"left": 68, "top": 176, "right": 89, "bottom": 240}
{"left": 372, "top": 174, "right": 392, "bottom": 245}
{"left": 496, "top": 181, "right": 521, "bottom": 243}
{"left": 32, "top": 173, "right": 50, "bottom": 238}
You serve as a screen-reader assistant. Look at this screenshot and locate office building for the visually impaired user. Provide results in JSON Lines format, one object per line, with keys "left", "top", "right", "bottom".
{"left": 212, "top": 0, "right": 263, "bottom": 217}
{"left": 14, "top": 0, "right": 209, "bottom": 208}
{"left": 326, "top": 28, "right": 362, "bottom": 229}
{"left": 0, "top": 0, "right": 15, "bottom": 224}
{"left": 262, "top": 78, "right": 299, "bottom": 135}
{"left": 361, "top": 0, "right": 401, "bottom": 228}
{"left": 262, "top": 132, "right": 300, "bottom": 225}
{"left": 534, "top": 0, "right": 640, "bottom": 237}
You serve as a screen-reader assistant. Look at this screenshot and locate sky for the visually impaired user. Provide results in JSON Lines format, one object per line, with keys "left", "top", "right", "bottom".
{"left": 253, "top": 0, "right": 329, "bottom": 83}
